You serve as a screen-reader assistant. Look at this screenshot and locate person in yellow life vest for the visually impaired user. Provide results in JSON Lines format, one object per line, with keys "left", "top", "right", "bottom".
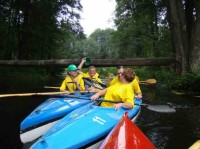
{"left": 78, "top": 58, "right": 102, "bottom": 83}
{"left": 90, "top": 68, "right": 135, "bottom": 110}
{"left": 109, "top": 66, "right": 142, "bottom": 99}
{"left": 60, "top": 64, "right": 85, "bottom": 93}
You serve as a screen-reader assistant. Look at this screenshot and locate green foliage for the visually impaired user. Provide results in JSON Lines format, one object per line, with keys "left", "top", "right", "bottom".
{"left": 167, "top": 72, "right": 200, "bottom": 93}
{"left": 0, "top": 0, "right": 173, "bottom": 61}
{"left": 114, "top": 0, "right": 172, "bottom": 58}
{"left": 0, "top": 0, "right": 83, "bottom": 60}
{"left": 64, "top": 29, "right": 119, "bottom": 59}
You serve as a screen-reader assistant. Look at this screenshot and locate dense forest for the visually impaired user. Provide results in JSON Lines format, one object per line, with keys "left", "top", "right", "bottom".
{"left": 0, "top": 0, "right": 200, "bottom": 75}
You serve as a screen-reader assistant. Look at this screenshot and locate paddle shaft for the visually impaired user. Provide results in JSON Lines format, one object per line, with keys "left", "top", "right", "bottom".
{"left": 44, "top": 86, "right": 60, "bottom": 89}
{"left": 58, "top": 95, "right": 120, "bottom": 103}
{"left": 0, "top": 91, "right": 96, "bottom": 98}
{"left": 91, "top": 98, "right": 176, "bottom": 113}
{"left": 64, "top": 95, "right": 145, "bottom": 105}
{"left": 53, "top": 95, "right": 176, "bottom": 113}
{"left": 44, "top": 79, "right": 157, "bottom": 90}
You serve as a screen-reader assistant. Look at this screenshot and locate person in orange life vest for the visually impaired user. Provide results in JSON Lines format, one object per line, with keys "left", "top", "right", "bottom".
{"left": 109, "top": 66, "right": 142, "bottom": 99}
{"left": 78, "top": 57, "right": 102, "bottom": 83}
{"left": 90, "top": 68, "right": 135, "bottom": 110}
{"left": 60, "top": 64, "right": 85, "bottom": 92}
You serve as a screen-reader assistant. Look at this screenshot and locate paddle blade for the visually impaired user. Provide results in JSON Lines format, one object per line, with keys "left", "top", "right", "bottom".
{"left": 145, "top": 79, "right": 157, "bottom": 84}
{"left": 140, "top": 79, "right": 157, "bottom": 85}
{"left": 145, "top": 104, "right": 176, "bottom": 113}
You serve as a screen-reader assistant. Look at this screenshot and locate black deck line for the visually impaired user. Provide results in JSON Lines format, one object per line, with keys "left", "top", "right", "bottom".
{"left": 20, "top": 116, "right": 63, "bottom": 133}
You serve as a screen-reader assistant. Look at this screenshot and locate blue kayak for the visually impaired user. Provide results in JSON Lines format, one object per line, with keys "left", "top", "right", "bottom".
{"left": 20, "top": 92, "right": 94, "bottom": 143}
{"left": 30, "top": 99, "right": 142, "bottom": 149}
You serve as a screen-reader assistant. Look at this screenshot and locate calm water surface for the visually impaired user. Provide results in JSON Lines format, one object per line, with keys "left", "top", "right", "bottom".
{"left": 0, "top": 77, "right": 199, "bottom": 149}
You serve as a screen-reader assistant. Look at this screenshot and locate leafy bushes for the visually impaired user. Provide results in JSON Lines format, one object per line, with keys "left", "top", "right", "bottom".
{"left": 168, "top": 72, "right": 200, "bottom": 93}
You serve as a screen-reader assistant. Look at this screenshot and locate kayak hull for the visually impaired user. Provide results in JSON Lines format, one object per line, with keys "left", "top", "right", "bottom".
{"left": 30, "top": 99, "right": 142, "bottom": 149}
{"left": 99, "top": 112, "right": 156, "bottom": 149}
{"left": 85, "top": 108, "right": 141, "bottom": 149}
{"left": 20, "top": 93, "right": 94, "bottom": 143}
{"left": 20, "top": 120, "right": 58, "bottom": 143}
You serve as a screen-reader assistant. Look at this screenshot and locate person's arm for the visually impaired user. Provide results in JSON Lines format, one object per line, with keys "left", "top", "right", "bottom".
{"left": 114, "top": 102, "right": 133, "bottom": 110}
{"left": 90, "top": 89, "right": 107, "bottom": 100}
{"left": 136, "top": 92, "right": 142, "bottom": 99}
{"left": 73, "top": 77, "right": 85, "bottom": 91}
{"left": 132, "top": 79, "right": 142, "bottom": 99}
{"left": 78, "top": 78, "right": 85, "bottom": 91}
{"left": 88, "top": 86, "right": 101, "bottom": 92}
{"left": 76, "top": 83, "right": 83, "bottom": 91}
{"left": 78, "top": 58, "right": 86, "bottom": 70}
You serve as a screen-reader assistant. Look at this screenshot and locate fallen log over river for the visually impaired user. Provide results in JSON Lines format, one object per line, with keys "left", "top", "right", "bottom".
{"left": 0, "top": 58, "right": 176, "bottom": 67}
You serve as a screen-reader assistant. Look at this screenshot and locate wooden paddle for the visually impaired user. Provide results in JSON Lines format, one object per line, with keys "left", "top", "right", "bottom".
{"left": 0, "top": 91, "right": 96, "bottom": 98}
{"left": 44, "top": 79, "right": 157, "bottom": 89}
{"left": 44, "top": 78, "right": 157, "bottom": 89}
{"left": 44, "top": 78, "right": 107, "bottom": 90}
{"left": 0, "top": 91, "right": 70, "bottom": 98}
{"left": 188, "top": 140, "right": 200, "bottom": 149}
{"left": 44, "top": 86, "right": 60, "bottom": 89}
{"left": 140, "top": 79, "right": 157, "bottom": 85}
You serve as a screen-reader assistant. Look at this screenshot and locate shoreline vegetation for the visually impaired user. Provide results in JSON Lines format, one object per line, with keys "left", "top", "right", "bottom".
{"left": 0, "top": 67, "right": 199, "bottom": 95}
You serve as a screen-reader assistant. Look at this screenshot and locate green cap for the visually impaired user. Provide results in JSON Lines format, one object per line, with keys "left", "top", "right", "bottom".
{"left": 67, "top": 64, "right": 79, "bottom": 71}
{"left": 85, "top": 57, "right": 91, "bottom": 66}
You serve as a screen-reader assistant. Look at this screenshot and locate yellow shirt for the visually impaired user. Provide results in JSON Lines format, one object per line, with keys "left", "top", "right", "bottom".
{"left": 80, "top": 72, "right": 102, "bottom": 83}
{"left": 60, "top": 74, "right": 85, "bottom": 92}
{"left": 109, "top": 76, "right": 141, "bottom": 94}
{"left": 101, "top": 83, "right": 134, "bottom": 108}
{"left": 135, "top": 76, "right": 139, "bottom": 82}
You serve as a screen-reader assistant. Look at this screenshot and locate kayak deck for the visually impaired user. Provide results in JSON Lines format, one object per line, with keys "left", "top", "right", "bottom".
{"left": 20, "top": 93, "right": 94, "bottom": 143}
{"left": 30, "top": 99, "right": 142, "bottom": 149}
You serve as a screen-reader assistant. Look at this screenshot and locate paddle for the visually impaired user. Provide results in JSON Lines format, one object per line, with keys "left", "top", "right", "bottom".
{"left": 44, "top": 86, "right": 60, "bottom": 89}
{"left": 63, "top": 95, "right": 176, "bottom": 113}
{"left": 0, "top": 91, "right": 70, "bottom": 98}
{"left": 44, "top": 79, "right": 157, "bottom": 90}
{"left": 0, "top": 91, "right": 96, "bottom": 98}
{"left": 140, "top": 103, "right": 176, "bottom": 113}
{"left": 140, "top": 79, "right": 157, "bottom": 85}
{"left": 0, "top": 92, "right": 176, "bottom": 113}
{"left": 44, "top": 78, "right": 107, "bottom": 90}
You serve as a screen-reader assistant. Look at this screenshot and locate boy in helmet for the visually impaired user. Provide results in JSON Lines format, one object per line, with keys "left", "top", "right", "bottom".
{"left": 60, "top": 64, "right": 85, "bottom": 92}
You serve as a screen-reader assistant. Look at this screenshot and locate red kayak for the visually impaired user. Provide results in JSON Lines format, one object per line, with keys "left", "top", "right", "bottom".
{"left": 99, "top": 112, "right": 156, "bottom": 149}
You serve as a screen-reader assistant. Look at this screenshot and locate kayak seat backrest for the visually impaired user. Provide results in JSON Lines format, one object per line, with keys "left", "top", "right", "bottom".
{"left": 83, "top": 78, "right": 106, "bottom": 90}
{"left": 93, "top": 101, "right": 102, "bottom": 106}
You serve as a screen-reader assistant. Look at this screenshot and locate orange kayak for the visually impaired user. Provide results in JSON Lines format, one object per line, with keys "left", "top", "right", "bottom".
{"left": 99, "top": 112, "right": 156, "bottom": 149}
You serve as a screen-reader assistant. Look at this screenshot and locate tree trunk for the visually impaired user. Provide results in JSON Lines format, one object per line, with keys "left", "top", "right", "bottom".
{"left": 166, "top": 0, "right": 189, "bottom": 75}
{"left": 189, "top": 0, "right": 200, "bottom": 71}
{"left": 18, "top": 0, "right": 31, "bottom": 60}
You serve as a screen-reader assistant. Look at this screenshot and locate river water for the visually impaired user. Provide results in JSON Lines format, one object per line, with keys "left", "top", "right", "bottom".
{"left": 0, "top": 77, "right": 199, "bottom": 149}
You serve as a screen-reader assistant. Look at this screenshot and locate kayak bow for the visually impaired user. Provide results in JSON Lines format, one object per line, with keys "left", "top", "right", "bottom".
{"left": 100, "top": 112, "right": 156, "bottom": 149}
